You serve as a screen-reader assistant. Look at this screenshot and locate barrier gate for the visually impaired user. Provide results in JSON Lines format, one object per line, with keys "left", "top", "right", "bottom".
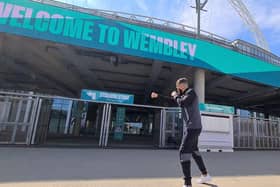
{"left": 160, "top": 108, "right": 182, "bottom": 148}
{"left": 160, "top": 108, "right": 235, "bottom": 151}
{"left": 0, "top": 93, "right": 39, "bottom": 144}
{"left": 233, "top": 115, "right": 280, "bottom": 149}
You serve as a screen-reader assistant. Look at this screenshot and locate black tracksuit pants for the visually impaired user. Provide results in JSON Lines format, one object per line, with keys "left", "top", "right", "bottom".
{"left": 179, "top": 128, "right": 207, "bottom": 185}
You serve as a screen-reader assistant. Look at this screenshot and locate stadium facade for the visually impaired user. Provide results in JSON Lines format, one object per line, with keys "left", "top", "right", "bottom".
{"left": 0, "top": 0, "right": 279, "bottom": 149}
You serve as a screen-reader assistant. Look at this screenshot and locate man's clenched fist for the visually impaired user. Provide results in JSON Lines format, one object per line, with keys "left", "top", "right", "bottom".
{"left": 151, "top": 92, "right": 159, "bottom": 99}
{"left": 171, "top": 91, "right": 178, "bottom": 98}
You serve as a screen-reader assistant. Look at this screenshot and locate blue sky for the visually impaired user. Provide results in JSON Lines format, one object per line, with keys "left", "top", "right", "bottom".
{"left": 57, "top": 0, "right": 280, "bottom": 57}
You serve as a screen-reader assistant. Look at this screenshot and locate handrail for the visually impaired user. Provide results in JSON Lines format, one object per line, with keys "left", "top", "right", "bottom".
{"left": 30, "top": 0, "right": 280, "bottom": 66}
{"left": 0, "top": 91, "right": 167, "bottom": 110}
{"left": 31, "top": 0, "right": 231, "bottom": 43}
{"left": 234, "top": 115, "right": 280, "bottom": 123}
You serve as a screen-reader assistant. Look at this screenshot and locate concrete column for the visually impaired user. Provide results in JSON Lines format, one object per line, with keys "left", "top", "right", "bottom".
{"left": 194, "top": 69, "right": 205, "bottom": 103}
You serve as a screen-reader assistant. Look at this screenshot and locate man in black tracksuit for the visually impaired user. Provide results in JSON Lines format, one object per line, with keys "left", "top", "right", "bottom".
{"left": 151, "top": 77, "right": 211, "bottom": 187}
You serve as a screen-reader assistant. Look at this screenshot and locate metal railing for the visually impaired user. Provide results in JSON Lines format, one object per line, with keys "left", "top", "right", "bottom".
{"left": 0, "top": 91, "right": 183, "bottom": 148}
{"left": 0, "top": 94, "right": 39, "bottom": 144}
{"left": 0, "top": 91, "right": 167, "bottom": 147}
{"left": 1, "top": 91, "right": 280, "bottom": 150}
{"left": 232, "top": 40, "right": 280, "bottom": 66}
{"left": 160, "top": 108, "right": 182, "bottom": 148}
{"left": 31, "top": 0, "right": 230, "bottom": 43}
{"left": 233, "top": 116, "right": 280, "bottom": 149}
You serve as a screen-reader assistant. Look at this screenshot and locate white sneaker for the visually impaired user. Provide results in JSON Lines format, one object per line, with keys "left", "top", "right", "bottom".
{"left": 183, "top": 185, "right": 192, "bottom": 187}
{"left": 197, "top": 174, "right": 212, "bottom": 184}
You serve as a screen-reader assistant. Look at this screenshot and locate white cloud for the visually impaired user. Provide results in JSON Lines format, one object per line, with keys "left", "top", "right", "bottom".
{"left": 177, "top": 0, "right": 280, "bottom": 48}
{"left": 135, "top": 0, "right": 149, "bottom": 13}
{"left": 179, "top": 0, "right": 245, "bottom": 40}
{"left": 241, "top": 0, "right": 280, "bottom": 51}
{"left": 58, "top": 0, "right": 102, "bottom": 8}
{"left": 245, "top": 0, "right": 280, "bottom": 33}
{"left": 56, "top": 0, "right": 280, "bottom": 55}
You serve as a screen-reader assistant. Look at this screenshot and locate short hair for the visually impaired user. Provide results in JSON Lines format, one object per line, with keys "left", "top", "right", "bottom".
{"left": 176, "top": 77, "right": 189, "bottom": 87}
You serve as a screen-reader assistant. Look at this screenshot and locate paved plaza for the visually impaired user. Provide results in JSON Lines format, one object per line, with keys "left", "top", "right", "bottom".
{"left": 0, "top": 148, "right": 279, "bottom": 187}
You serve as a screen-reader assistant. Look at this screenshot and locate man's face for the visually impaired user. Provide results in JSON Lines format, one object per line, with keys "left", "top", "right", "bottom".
{"left": 176, "top": 83, "right": 188, "bottom": 92}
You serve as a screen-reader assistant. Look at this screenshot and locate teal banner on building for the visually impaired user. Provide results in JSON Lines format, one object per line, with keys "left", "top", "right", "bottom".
{"left": 1, "top": 0, "right": 280, "bottom": 88}
{"left": 199, "top": 103, "right": 235, "bottom": 114}
{"left": 81, "top": 89, "right": 134, "bottom": 104}
{"left": 114, "top": 107, "right": 126, "bottom": 141}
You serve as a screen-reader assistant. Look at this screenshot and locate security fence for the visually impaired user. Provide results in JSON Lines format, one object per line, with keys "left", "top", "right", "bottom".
{"left": 233, "top": 115, "right": 280, "bottom": 149}
{"left": 1, "top": 91, "right": 280, "bottom": 150}
{"left": 0, "top": 93, "right": 39, "bottom": 144}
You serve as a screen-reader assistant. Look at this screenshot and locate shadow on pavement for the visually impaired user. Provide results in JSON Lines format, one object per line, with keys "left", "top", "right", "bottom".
{"left": 203, "top": 183, "right": 219, "bottom": 187}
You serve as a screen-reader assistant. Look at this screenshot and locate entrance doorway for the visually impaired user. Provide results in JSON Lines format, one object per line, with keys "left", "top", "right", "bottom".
{"left": 36, "top": 98, "right": 167, "bottom": 148}
{"left": 46, "top": 99, "right": 104, "bottom": 146}
{"left": 160, "top": 108, "right": 182, "bottom": 148}
{"left": 106, "top": 105, "right": 162, "bottom": 148}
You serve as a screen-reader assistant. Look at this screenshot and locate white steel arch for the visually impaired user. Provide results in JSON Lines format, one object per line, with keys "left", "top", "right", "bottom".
{"left": 228, "top": 0, "right": 270, "bottom": 51}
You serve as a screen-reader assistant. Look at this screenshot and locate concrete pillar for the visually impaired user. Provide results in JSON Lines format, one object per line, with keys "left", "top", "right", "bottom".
{"left": 194, "top": 69, "right": 205, "bottom": 103}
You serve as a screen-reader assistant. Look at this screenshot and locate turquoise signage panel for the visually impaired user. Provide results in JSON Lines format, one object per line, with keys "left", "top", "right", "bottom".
{"left": 114, "top": 107, "right": 126, "bottom": 141}
{"left": 1, "top": 0, "right": 280, "bottom": 87}
{"left": 81, "top": 89, "right": 134, "bottom": 104}
{"left": 199, "top": 103, "right": 235, "bottom": 114}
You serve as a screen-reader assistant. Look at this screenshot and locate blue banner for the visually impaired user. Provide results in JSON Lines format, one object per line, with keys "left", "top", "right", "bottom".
{"left": 199, "top": 103, "right": 235, "bottom": 114}
{"left": 1, "top": 0, "right": 280, "bottom": 88}
{"left": 114, "top": 107, "right": 126, "bottom": 141}
{"left": 81, "top": 89, "right": 134, "bottom": 104}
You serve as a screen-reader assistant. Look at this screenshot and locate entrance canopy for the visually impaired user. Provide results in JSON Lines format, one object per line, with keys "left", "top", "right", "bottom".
{"left": 1, "top": 33, "right": 279, "bottom": 115}
{"left": 1, "top": 0, "right": 280, "bottom": 87}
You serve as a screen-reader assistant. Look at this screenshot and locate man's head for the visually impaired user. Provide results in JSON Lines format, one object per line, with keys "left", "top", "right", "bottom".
{"left": 176, "top": 77, "right": 189, "bottom": 93}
